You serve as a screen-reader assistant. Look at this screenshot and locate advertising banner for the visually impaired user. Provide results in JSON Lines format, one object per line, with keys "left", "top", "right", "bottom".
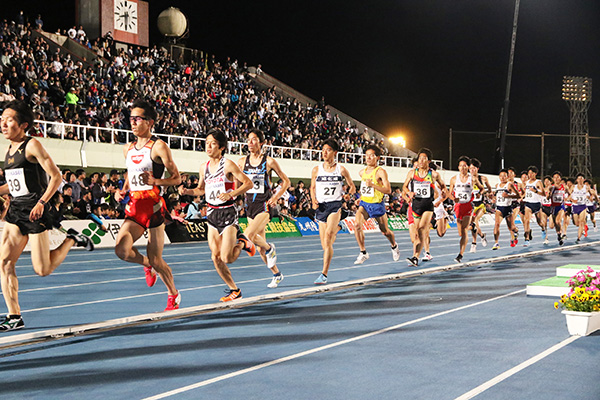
{"left": 238, "top": 217, "right": 302, "bottom": 238}
{"left": 295, "top": 217, "right": 320, "bottom": 236}
{"left": 165, "top": 219, "right": 208, "bottom": 242}
{"left": 387, "top": 215, "right": 409, "bottom": 231}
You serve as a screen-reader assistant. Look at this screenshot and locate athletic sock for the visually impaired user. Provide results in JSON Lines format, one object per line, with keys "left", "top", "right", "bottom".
{"left": 361, "top": 250, "right": 367, "bottom": 255}
{"left": 391, "top": 244, "right": 398, "bottom": 249}
{"left": 8, "top": 314, "right": 21, "bottom": 319}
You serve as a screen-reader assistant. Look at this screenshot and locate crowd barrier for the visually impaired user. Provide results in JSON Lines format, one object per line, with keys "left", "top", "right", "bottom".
{"left": 2, "top": 212, "right": 596, "bottom": 250}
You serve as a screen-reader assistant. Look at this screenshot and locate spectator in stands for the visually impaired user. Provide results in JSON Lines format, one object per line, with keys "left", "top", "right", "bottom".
{"left": 67, "top": 26, "right": 77, "bottom": 40}
{"left": 185, "top": 195, "right": 204, "bottom": 220}
{"left": 65, "top": 87, "right": 79, "bottom": 118}
{"left": 73, "top": 189, "right": 93, "bottom": 219}
{"left": 35, "top": 15, "right": 43, "bottom": 31}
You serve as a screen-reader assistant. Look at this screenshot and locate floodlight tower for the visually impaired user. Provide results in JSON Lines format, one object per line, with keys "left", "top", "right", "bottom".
{"left": 562, "top": 76, "right": 592, "bottom": 177}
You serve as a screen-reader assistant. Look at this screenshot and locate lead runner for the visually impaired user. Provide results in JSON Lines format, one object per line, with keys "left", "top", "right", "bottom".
{"left": 0, "top": 101, "right": 92, "bottom": 332}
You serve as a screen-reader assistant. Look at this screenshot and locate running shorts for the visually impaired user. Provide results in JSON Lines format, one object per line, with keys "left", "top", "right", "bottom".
{"left": 542, "top": 205, "right": 552, "bottom": 217}
{"left": 359, "top": 200, "right": 386, "bottom": 219}
{"left": 207, "top": 206, "right": 239, "bottom": 234}
{"left": 246, "top": 200, "right": 277, "bottom": 220}
{"left": 454, "top": 202, "right": 473, "bottom": 220}
{"left": 411, "top": 198, "right": 434, "bottom": 218}
{"left": 572, "top": 204, "right": 587, "bottom": 215}
{"left": 496, "top": 205, "right": 512, "bottom": 219}
{"left": 472, "top": 202, "right": 486, "bottom": 216}
{"left": 525, "top": 202, "right": 541, "bottom": 214}
{"left": 315, "top": 201, "right": 342, "bottom": 223}
{"left": 5, "top": 197, "right": 52, "bottom": 235}
{"left": 125, "top": 196, "right": 168, "bottom": 229}
{"left": 434, "top": 203, "right": 447, "bottom": 221}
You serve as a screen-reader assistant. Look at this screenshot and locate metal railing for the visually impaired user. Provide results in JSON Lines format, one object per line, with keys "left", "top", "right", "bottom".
{"left": 33, "top": 119, "right": 443, "bottom": 168}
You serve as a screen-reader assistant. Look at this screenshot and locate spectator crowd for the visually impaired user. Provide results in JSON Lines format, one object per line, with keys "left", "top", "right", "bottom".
{"left": 0, "top": 13, "right": 389, "bottom": 158}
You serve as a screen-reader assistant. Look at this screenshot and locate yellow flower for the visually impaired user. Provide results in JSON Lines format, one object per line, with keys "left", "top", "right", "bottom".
{"left": 576, "top": 287, "right": 585, "bottom": 295}
{"left": 554, "top": 302, "right": 559, "bottom": 309}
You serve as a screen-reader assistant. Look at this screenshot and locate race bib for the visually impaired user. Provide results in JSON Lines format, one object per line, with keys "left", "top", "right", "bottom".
{"left": 525, "top": 189, "right": 535, "bottom": 200}
{"left": 5, "top": 168, "right": 30, "bottom": 197}
{"left": 414, "top": 182, "right": 431, "bottom": 198}
{"left": 360, "top": 181, "right": 374, "bottom": 197}
{"left": 456, "top": 191, "right": 470, "bottom": 203}
{"left": 247, "top": 173, "right": 265, "bottom": 194}
{"left": 128, "top": 167, "right": 153, "bottom": 191}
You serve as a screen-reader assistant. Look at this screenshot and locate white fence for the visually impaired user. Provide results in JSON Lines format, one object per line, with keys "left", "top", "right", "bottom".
{"left": 33, "top": 119, "right": 444, "bottom": 169}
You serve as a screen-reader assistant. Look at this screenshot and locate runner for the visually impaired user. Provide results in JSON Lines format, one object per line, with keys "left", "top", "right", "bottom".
{"left": 237, "top": 129, "right": 290, "bottom": 288}
{"left": 403, "top": 148, "right": 446, "bottom": 267}
{"left": 522, "top": 166, "right": 546, "bottom": 246}
{"left": 0, "top": 100, "right": 93, "bottom": 332}
{"left": 562, "top": 177, "right": 575, "bottom": 239}
{"left": 568, "top": 173, "right": 594, "bottom": 243}
{"left": 507, "top": 167, "right": 521, "bottom": 240}
{"left": 548, "top": 171, "right": 566, "bottom": 246}
{"left": 448, "top": 156, "right": 483, "bottom": 263}
{"left": 584, "top": 179, "right": 598, "bottom": 233}
{"left": 422, "top": 162, "right": 448, "bottom": 262}
{"left": 540, "top": 175, "right": 553, "bottom": 244}
{"left": 353, "top": 145, "right": 400, "bottom": 265}
{"left": 180, "top": 128, "right": 254, "bottom": 301}
{"left": 311, "top": 138, "right": 356, "bottom": 284}
{"left": 491, "top": 169, "right": 520, "bottom": 250}
{"left": 114, "top": 99, "right": 181, "bottom": 311}
{"left": 469, "top": 158, "right": 492, "bottom": 253}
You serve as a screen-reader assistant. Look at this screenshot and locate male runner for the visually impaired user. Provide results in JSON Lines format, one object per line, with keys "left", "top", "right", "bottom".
{"left": 311, "top": 138, "right": 356, "bottom": 284}
{"left": 0, "top": 100, "right": 92, "bottom": 331}
{"left": 448, "top": 156, "right": 483, "bottom": 263}
{"left": 237, "top": 129, "right": 290, "bottom": 288}
{"left": 181, "top": 128, "right": 254, "bottom": 301}
{"left": 403, "top": 148, "right": 446, "bottom": 267}
{"left": 491, "top": 169, "right": 520, "bottom": 250}
{"left": 548, "top": 171, "right": 566, "bottom": 245}
{"left": 540, "top": 176, "right": 553, "bottom": 244}
{"left": 563, "top": 177, "right": 575, "bottom": 239}
{"left": 522, "top": 166, "right": 546, "bottom": 246}
{"left": 114, "top": 99, "right": 181, "bottom": 311}
{"left": 569, "top": 174, "right": 594, "bottom": 243}
{"left": 353, "top": 145, "right": 400, "bottom": 264}
{"left": 469, "top": 158, "right": 492, "bottom": 253}
{"left": 584, "top": 179, "right": 598, "bottom": 232}
{"left": 422, "top": 162, "right": 449, "bottom": 262}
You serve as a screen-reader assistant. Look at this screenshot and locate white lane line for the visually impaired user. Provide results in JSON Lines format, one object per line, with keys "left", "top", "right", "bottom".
{"left": 454, "top": 335, "right": 580, "bottom": 400}
{"left": 142, "top": 289, "right": 526, "bottom": 400}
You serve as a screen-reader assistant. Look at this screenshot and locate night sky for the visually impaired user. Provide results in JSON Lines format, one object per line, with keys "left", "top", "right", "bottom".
{"left": 4, "top": 0, "right": 600, "bottom": 175}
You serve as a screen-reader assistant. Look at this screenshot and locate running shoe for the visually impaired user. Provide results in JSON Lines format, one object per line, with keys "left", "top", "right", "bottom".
{"left": 164, "top": 291, "right": 181, "bottom": 311}
{"left": 492, "top": 243, "right": 500, "bottom": 250}
{"left": 267, "top": 273, "right": 284, "bottom": 288}
{"left": 523, "top": 240, "right": 529, "bottom": 247}
{"left": 576, "top": 238, "right": 581, "bottom": 244}
{"left": 431, "top": 219, "right": 437, "bottom": 230}
{"left": 144, "top": 266, "right": 157, "bottom": 287}
{"left": 66, "top": 228, "right": 94, "bottom": 251}
{"left": 543, "top": 237, "right": 549, "bottom": 245}
{"left": 391, "top": 245, "right": 401, "bottom": 261}
{"left": 422, "top": 252, "right": 433, "bottom": 262}
{"left": 314, "top": 274, "right": 328, "bottom": 285}
{"left": 0, "top": 315, "right": 24, "bottom": 331}
{"left": 541, "top": 230, "right": 547, "bottom": 241}
{"left": 584, "top": 225, "right": 589, "bottom": 237}
{"left": 512, "top": 234, "right": 519, "bottom": 247}
{"left": 220, "top": 288, "right": 242, "bottom": 302}
{"left": 558, "top": 234, "right": 564, "bottom": 246}
{"left": 510, "top": 239, "right": 516, "bottom": 247}
{"left": 266, "top": 243, "right": 277, "bottom": 269}
{"left": 237, "top": 233, "right": 256, "bottom": 257}
{"left": 470, "top": 243, "right": 477, "bottom": 253}
{"left": 481, "top": 233, "right": 488, "bottom": 247}
{"left": 594, "top": 226, "right": 598, "bottom": 233}
{"left": 454, "top": 254, "right": 463, "bottom": 263}
{"left": 406, "top": 256, "right": 419, "bottom": 267}
{"left": 354, "top": 252, "right": 370, "bottom": 265}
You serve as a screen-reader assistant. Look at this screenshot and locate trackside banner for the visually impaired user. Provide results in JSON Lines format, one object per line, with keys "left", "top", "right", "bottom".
{"left": 387, "top": 216, "right": 409, "bottom": 231}
{"left": 295, "top": 217, "right": 320, "bottom": 236}
{"left": 238, "top": 217, "right": 302, "bottom": 238}
{"left": 165, "top": 219, "right": 208, "bottom": 242}
{"left": 0, "top": 219, "right": 163, "bottom": 251}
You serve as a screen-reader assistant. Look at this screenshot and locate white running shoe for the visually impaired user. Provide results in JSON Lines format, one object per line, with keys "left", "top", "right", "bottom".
{"left": 481, "top": 234, "right": 488, "bottom": 247}
{"left": 267, "top": 273, "right": 284, "bottom": 288}
{"left": 354, "top": 252, "right": 370, "bottom": 264}
{"left": 391, "top": 246, "right": 400, "bottom": 261}
{"left": 595, "top": 226, "right": 598, "bottom": 233}
{"left": 543, "top": 237, "right": 549, "bottom": 245}
{"left": 422, "top": 252, "right": 433, "bottom": 262}
{"left": 266, "top": 243, "right": 277, "bottom": 269}
{"left": 470, "top": 244, "right": 477, "bottom": 253}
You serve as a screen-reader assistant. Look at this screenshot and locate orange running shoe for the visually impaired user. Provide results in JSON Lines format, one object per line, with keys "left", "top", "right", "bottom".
{"left": 165, "top": 291, "right": 181, "bottom": 311}
{"left": 144, "top": 266, "right": 157, "bottom": 287}
{"left": 237, "top": 234, "right": 256, "bottom": 257}
{"left": 220, "top": 289, "right": 242, "bottom": 302}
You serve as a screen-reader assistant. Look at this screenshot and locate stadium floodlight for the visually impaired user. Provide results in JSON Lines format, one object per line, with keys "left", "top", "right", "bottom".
{"left": 562, "top": 76, "right": 592, "bottom": 102}
{"left": 389, "top": 136, "right": 406, "bottom": 148}
{"left": 562, "top": 76, "right": 592, "bottom": 177}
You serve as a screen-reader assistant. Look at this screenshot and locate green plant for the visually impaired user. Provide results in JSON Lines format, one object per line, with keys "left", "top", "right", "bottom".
{"left": 555, "top": 267, "right": 600, "bottom": 312}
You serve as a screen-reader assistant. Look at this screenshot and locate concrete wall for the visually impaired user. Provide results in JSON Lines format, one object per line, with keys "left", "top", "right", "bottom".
{"left": 0, "top": 137, "right": 497, "bottom": 186}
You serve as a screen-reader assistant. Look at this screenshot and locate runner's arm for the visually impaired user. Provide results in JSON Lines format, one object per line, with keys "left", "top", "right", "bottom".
{"left": 221, "top": 159, "right": 252, "bottom": 200}
{"left": 27, "top": 138, "right": 61, "bottom": 220}
{"left": 267, "top": 156, "right": 291, "bottom": 206}
{"left": 144, "top": 140, "right": 181, "bottom": 187}
{"left": 341, "top": 166, "right": 356, "bottom": 195}
{"left": 371, "top": 168, "right": 392, "bottom": 195}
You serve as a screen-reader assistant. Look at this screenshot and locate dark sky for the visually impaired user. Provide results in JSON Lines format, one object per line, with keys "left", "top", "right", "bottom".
{"left": 5, "top": 0, "right": 600, "bottom": 174}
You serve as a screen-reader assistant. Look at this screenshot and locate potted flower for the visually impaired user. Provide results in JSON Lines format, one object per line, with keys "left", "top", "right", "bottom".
{"left": 554, "top": 267, "right": 600, "bottom": 336}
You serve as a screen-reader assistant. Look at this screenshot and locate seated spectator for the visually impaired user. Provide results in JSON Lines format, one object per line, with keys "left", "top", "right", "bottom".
{"left": 185, "top": 195, "right": 204, "bottom": 220}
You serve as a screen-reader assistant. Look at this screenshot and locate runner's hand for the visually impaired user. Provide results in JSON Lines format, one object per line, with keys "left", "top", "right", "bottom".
{"left": 29, "top": 202, "right": 44, "bottom": 221}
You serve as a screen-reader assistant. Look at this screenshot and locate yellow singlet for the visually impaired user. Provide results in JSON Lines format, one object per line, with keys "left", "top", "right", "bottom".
{"left": 359, "top": 166, "right": 384, "bottom": 203}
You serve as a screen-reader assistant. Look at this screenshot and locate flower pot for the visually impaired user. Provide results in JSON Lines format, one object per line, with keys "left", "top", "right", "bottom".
{"left": 562, "top": 310, "right": 600, "bottom": 336}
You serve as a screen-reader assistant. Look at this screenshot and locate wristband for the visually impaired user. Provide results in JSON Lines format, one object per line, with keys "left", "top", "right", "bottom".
{"left": 38, "top": 199, "right": 46, "bottom": 205}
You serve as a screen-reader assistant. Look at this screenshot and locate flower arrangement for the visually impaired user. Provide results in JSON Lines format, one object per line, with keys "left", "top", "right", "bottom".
{"left": 555, "top": 267, "right": 600, "bottom": 312}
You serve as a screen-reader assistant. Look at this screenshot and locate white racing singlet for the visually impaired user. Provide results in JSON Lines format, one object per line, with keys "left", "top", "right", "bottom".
{"left": 315, "top": 163, "right": 344, "bottom": 204}
{"left": 453, "top": 174, "right": 473, "bottom": 204}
